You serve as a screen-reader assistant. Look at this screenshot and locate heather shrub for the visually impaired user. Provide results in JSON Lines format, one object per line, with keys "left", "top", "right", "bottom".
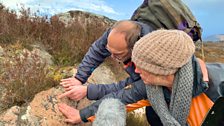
{"left": 0, "top": 47, "right": 56, "bottom": 110}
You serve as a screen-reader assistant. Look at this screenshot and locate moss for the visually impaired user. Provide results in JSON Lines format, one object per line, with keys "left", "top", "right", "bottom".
{"left": 48, "top": 66, "right": 74, "bottom": 82}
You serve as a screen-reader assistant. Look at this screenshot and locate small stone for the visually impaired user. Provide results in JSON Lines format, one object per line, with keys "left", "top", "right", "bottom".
{"left": 21, "top": 115, "right": 27, "bottom": 120}
{"left": 11, "top": 106, "right": 20, "bottom": 115}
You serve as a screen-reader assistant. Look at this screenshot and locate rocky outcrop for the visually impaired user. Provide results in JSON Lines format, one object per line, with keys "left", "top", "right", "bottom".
{"left": 20, "top": 86, "right": 91, "bottom": 126}
{"left": 0, "top": 106, "right": 20, "bottom": 126}
{"left": 0, "top": 64, "right": 118, "bottom": 126}
{"left": 0, "top": 45, "right": 53, "bottom": 67}
{"left": 30, "top": 48, "right": 53, "bottom": 66}
{"left": 0, "top": 86, "right": 85, "bottom": 126}
{"left": 56, "top": 10, "right": 115, "bottom": 27}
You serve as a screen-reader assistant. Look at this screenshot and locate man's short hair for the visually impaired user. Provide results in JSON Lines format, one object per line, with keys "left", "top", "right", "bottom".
{"left": 112, "top": 20, "right": 141, "bottom": 49}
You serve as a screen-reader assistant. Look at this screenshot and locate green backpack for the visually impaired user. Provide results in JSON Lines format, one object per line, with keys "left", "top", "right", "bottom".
{"left": 131, "top": 0, "right": 202, "bottom": 42}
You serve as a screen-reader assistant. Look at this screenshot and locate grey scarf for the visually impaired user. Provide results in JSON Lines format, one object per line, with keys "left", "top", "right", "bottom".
{"left": 146, "top": 59, "right": 193, "bottom": 126}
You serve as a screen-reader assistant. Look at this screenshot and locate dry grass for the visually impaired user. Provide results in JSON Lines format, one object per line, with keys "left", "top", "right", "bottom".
{"left": 0, "top": 3, "right": 112, "bottom": 109}
{"left": 0, "top": 3, "right": 110, "bottom": 66}
{"left": 0, "top": 48, "right": 56, "bottom": 110}
{"left": 195, "top": 41, "right": 224, "bottom": 63}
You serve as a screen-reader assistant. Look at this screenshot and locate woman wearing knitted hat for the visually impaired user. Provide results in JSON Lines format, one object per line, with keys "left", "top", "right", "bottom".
{"left": 132, "top": 29, "right": 224, "bottom": 126}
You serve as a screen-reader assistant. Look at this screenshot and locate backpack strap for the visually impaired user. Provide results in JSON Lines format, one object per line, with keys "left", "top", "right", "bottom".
{"left": 197, "top": 58, "right": 209, "bottom": 82}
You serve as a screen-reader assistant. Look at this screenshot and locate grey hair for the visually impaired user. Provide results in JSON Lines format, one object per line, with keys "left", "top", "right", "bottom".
{"left": 93, "top": 98, "right": 126, "bottom": 126}
{"left": 112, "top": 20, "right": 141, "bottom": 49}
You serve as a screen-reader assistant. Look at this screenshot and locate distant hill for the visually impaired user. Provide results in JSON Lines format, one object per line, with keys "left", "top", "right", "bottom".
{"left": 195, "top": 42, "right": 224, "bottom": 63}
{"left": 55, "top": 10, "right": 115, "bottom": 27}
{"left": 203, "top": 34, "right": 224, "bottom": 42}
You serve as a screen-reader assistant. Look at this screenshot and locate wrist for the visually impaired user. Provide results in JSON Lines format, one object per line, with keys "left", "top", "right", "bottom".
{"left": 84, "top": 86, "right": 87, "bottom": 96}
{"left": 77, "top": 111, "right": 82, "bottom": 123}
{"left": 79, "top": 109, "right": 89, "bottom": 122}
{"left": 74, "top": 76, "right": 84, "bottom": 84}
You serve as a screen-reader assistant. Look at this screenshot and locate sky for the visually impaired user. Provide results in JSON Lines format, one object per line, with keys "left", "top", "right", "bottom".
{"left": 1, "top": 0, "right": 224, "bottom": 39}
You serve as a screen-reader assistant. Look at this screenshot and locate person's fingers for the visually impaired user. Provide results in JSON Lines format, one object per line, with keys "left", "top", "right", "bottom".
{"left": 60, "top": 78, "right": 82, "bottom": 85}
{"left": 61, "top": 78, "right": 72, "bottom": 82}
{"left": 58, "top": 104, "right": 72, "bottom": 119}
{"left": 58, "top": 90, "right": 73, "bottom": 99}
{"left": 58, "top": 104, "right": 66, "bottom": 114}
{"left": 58, "top": 104, "right": 80, "bottom": 124}
{"left": 76, "top": 97, "right": 81, "bottom": 101}
{"left": 60, "top": 81, "right": 66, "bottom": 85}
{"left": 60, "top": 83, "right": 72, "bottom": 88}
{"left": 65, "top": 87, "right": 72, "bottom": 91}
{"left": 60, "top": 82, "right": 78, "bottom": 88}
{"left": 71, "top": 96, "right": 77, "bottom": 101}
{"left": 62, "top": 85, "right": 74, "bottom": 92}
{"left": 65, "top": 119, "right": 75, "bottom": 123}
{"left": 60, "top": 81, "right": 71, "bottom": 85}
{"left": 59, "top": 103, "right": 73, "bottom": 112}
{"left": 67, "top": 92, "right": 78, "bottom": 101}
{"left": 65, "top": 86, "right": 74, "bottom": 91}
{"left": 58, "top": 103, "right": 68, "bottom": 109}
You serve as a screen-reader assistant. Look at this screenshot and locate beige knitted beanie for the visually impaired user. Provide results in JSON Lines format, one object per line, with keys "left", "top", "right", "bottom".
{"left": 132, "top": 29, "right": 195, "bottom": 75}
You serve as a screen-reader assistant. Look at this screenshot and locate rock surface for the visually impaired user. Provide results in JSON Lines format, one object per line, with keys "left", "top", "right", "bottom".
{"left": 56, "top": 10, "right": 115, "bottom": 27}
{"left": 0, "top": 65, "right": 117, "bottom": 126}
